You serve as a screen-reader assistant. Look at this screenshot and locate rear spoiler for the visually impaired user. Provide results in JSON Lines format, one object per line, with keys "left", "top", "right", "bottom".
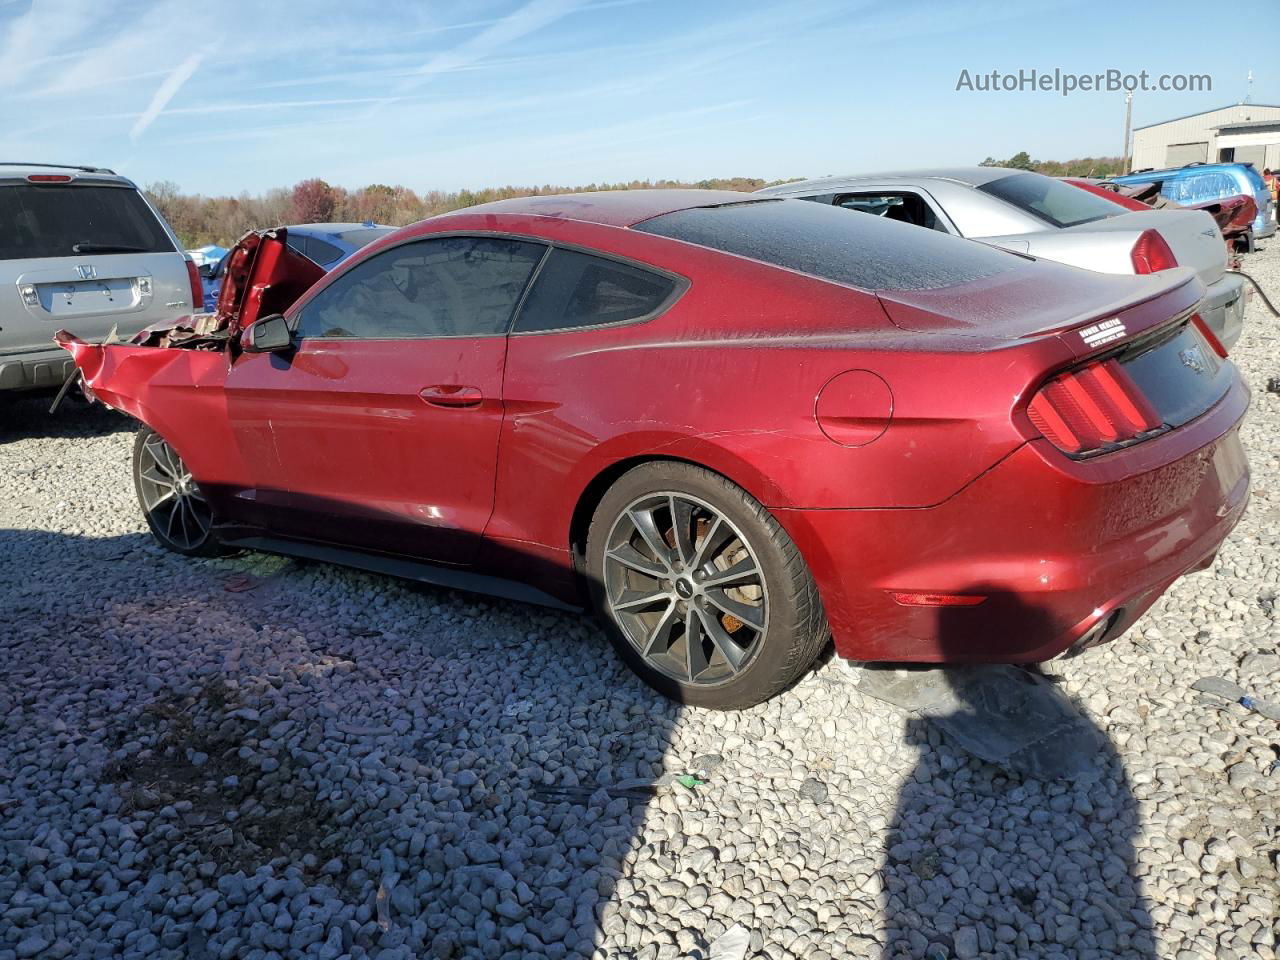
{"left": 876, "top": 265, "right": 1203, "bottom": 354}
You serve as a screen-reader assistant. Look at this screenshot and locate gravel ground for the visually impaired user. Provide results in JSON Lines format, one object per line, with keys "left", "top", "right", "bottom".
{"left": 1, "top": 246, "right": 1278, "bottom": 960}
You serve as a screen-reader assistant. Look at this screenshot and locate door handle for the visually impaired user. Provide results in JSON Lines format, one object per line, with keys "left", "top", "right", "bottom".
{"left": 419, "top": 384, "right": 483, "bottom": 408}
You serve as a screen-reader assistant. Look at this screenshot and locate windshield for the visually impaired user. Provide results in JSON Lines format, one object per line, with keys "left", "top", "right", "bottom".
{"left": 0, "top": 184, "right": 174, "bottom": 260}
{"left": 978, "top": 173, "right": 1121, "bottom": 229}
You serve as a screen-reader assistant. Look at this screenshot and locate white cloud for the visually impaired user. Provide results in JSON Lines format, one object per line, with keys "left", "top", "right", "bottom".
{"left": 414, "top": 0, "right": 590, "bottom": 81}
{"left": 130, "top": 53, "right": 203, "bottom": 141}
{"left": 0, "top": 0, "right": 101, "bottom": 89}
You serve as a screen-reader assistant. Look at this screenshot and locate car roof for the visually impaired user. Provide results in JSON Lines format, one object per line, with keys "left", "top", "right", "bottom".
{"left": 0, "top": 162, "right": 133, "bottom": 186}
{"left": 758, "top": 167, "right": 1023, "bottom": 195}
{"left": 288, "top": 222, "right": 395, "bottom": 235}
{"left": 457, "top": 189, "right": 762, "bottom": 228}
{"left": 1116, "top": 163, "right": 1252, "bottom": 177}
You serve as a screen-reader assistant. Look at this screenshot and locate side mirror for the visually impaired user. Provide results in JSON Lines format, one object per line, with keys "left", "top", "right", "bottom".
{"left": 197, "top": 262, "right": 215, "bottom": 279}
{"left": 243, "top": 314, "right": 292, "bottom": 354}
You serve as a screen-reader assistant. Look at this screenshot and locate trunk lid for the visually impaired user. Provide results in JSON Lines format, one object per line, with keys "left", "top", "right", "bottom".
{"left": 877, "top": 257, "right": 1234, "bottom": 461}
{"left": 1115, "top": 318, "right": 1232, "bottom": 431}
{"left": 1060, "top": 207, "right": 1226, "bottom": 287}
{"left": 876, "top": 257, "right": 1204, "bottom": 352}
{"left": 878, "top": 258, "right": 1238, "bottom": 459}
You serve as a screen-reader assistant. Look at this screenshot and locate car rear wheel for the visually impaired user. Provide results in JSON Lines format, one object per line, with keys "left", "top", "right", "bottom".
{"left": 586, "top": 462, "right": 828, "bottom": 709}
{"left": 133, "top": 426, "right": 220, "bottom": 556}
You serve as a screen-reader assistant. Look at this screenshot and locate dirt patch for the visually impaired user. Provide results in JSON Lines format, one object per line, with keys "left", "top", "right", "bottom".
{"left": 103, "top": 679, "right": 344, "bottom": 876}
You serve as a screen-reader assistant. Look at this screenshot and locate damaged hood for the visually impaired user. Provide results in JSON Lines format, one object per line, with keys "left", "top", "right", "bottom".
{"left": 213, "top": 227, "right": 325, "bottom": 339}
{"left": 60, "top": 227, "right": 325, "bottom": 352}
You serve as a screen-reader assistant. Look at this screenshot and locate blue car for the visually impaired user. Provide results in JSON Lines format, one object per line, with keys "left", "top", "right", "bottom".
{"left": 1110, "top": 163, "right": 1275, "bottom": 247}
{"left": 198, "top": 222, "right": 395, "bottom": 311}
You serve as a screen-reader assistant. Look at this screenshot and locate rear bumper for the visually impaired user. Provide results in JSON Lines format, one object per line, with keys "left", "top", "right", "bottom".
{"left": 778, "top": 375, "right": 1251, "bottom": 663}
{"left": 1200, "top": 271, "right": 1246, "bottom": 350}
{"left": 0, "top": 345, "right": 76, "bottom": 392}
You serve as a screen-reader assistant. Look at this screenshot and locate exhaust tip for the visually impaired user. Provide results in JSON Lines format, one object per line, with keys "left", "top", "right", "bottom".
{"left": 1062, "top": 609, "right": 1123, "bottom": 660}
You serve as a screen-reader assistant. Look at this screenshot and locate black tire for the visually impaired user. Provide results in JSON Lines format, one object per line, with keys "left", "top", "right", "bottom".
{"left": 132, "top": 426, "right": 222, "bottom": 557}
{"left": 586, "top": 461, "right": 828, "bottom": 709}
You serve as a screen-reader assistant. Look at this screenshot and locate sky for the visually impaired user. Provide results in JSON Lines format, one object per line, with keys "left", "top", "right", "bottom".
{"left": 1, "top": 0, "right": 1274, "bottom": 196}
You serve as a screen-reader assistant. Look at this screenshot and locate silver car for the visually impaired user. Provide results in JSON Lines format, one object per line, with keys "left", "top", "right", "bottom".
{"left": 757, "top": 167, "right": 1247, "bottom": 349}
{"left": 1, "top": 163, "right": 195, "bottom": 393}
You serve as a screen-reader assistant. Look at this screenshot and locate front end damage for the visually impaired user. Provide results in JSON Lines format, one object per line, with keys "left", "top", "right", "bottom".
{"left": 53, "top": 228, "right": 325, "bottom": 413}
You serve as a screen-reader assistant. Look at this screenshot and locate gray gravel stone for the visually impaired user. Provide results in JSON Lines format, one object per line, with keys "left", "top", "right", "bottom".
{"left": 1, "top": 239, "right": 1278, "bottom": 960}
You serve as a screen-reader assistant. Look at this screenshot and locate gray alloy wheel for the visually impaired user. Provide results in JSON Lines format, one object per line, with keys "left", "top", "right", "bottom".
{"left": 602, "top": 491, "right": 770, "bottom": 685}
{"left": 587, "top": 461, "right": 829, "bottom": 709}
{"left": 133, "top": 427, "right": 217, "bottom": 555}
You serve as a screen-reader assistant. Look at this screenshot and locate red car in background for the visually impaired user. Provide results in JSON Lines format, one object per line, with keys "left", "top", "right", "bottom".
{"left": 1062, "top": 177, "right": 1151, "bottom": 211}
{"left": 1065, "top": 177, "right": 1259, "bottom": 254}
{"left": 58, "top": 191, "right": 1249, "bottom": 709}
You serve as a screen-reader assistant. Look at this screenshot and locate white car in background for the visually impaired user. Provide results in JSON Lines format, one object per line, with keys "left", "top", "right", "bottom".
{"left": 757, "top": 167, "right": 1247, "bottom": 349}
{"left": 0, "top": 162, "right": 197, "bottom": 393}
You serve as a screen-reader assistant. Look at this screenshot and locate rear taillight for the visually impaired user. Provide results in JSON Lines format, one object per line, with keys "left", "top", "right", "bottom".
{"left": 185, "top": 260, "right": 203, "bottom": 312}
{"left": 27, "top": 174, "right": 72, "bottom": 182}
{"left": 1190, "top": 312, "right": 1228, "bottom": 358}
{"left": 1130, "top": 229, "right": 1178, "bottom": 273}
{"left": 1028, "top": 358, "right": 1162, "bottom": 455}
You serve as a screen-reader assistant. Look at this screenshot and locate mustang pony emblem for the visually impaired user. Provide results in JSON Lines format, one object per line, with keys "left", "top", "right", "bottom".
{"left": 1179, "top": 346, "right": 1206, "bottom": 374}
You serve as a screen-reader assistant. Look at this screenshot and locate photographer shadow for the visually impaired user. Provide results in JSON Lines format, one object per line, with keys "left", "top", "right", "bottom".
{"left": 875, "top": 589, "right": 1155, "bottom": 959}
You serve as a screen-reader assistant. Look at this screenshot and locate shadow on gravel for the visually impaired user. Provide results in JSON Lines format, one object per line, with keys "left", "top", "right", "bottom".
{"left": 878, "top": 591, "right": 1156, "bottom": 959}
{"left": 0, "top": 527, "right": 684, "bottom": 960}
{"left": 0, "top": 391, "right": 132, "bottom": 444}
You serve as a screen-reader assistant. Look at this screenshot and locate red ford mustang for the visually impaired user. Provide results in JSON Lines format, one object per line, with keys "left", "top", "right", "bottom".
{"left": 58, "top": 190, "right": 1250, "bottom": 709}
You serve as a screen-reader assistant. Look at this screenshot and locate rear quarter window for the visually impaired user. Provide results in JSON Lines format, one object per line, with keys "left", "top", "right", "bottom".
{"left": 0, "top": 184, "right": 173, "bottom": 260}
{"left": 514, "top": 248, "right": 679, "bottom": 333}
{"left": 304, "top": 236, "right": 345, "bottom": 267}
{"left": 334, "top": 227, "right": 395, "bottom": 249}
{"left": 977, "top": 173, "right": 1120, "bottom": 228}
{"left": 632, "top": 198, "right": 1015, "bottom": 292}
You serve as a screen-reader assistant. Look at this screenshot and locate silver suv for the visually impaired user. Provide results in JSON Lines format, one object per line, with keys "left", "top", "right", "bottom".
{"left": 1, "top": 163, "right": 196, "bottom": 392}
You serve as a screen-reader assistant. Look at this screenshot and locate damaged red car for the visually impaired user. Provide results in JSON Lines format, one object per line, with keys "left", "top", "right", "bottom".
{"left": 58, "top": 191, "right": 1250, "bottom": 709}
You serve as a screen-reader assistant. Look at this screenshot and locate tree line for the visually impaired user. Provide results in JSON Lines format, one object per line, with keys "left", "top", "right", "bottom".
{"left": 977, "top": 152, "right": 1126, "bottom": 178}
{"left": 144, "top": 177, "right": 782, "bottom": 249}
{"left": 147, "top": 156, "right": 1127, "bottom": 249}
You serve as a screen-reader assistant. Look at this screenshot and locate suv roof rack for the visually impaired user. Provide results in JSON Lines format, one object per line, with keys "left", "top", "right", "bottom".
{"left": 0, "top": 162, "right": 116, "bottom": 174}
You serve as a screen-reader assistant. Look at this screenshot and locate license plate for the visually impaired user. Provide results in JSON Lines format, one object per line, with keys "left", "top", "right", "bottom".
{"left": 37, "top": 278, "right": 138, "bottom": 317}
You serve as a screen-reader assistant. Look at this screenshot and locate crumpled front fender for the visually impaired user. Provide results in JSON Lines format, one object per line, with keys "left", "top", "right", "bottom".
{"left": 54, "top": 330, "right": 107, "bottom": 392}
{"left": 54, "top": 332, "right": 235, "bottom": 479}
{"left": 55, "top": 330, "right": 184, "bottom": 421}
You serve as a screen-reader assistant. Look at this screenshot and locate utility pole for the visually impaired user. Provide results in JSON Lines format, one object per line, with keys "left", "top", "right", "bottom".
{"left": 1122, "top": 91, "right": 1133, "bottom": 173}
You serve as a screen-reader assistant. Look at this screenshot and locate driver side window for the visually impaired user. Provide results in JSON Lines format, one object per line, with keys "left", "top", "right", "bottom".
{"left": 294, "top": 236, "right": 546, "bottom": 340}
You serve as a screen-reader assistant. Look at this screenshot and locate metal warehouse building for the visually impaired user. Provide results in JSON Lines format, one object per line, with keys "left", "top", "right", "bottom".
{"left": 1131, "top": 102, "right": 1280, "bottom": 171}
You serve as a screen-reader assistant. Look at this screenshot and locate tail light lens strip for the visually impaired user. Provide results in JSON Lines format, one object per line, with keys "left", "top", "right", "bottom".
{"left": 1028, "top": 358, "right": 1161, "bottom": 456}
{"left": 1191, "top": 313, "right": 1229, "bottom": 359}
{"left": 185, "top": 260, "right": 203, "bottom": 313}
